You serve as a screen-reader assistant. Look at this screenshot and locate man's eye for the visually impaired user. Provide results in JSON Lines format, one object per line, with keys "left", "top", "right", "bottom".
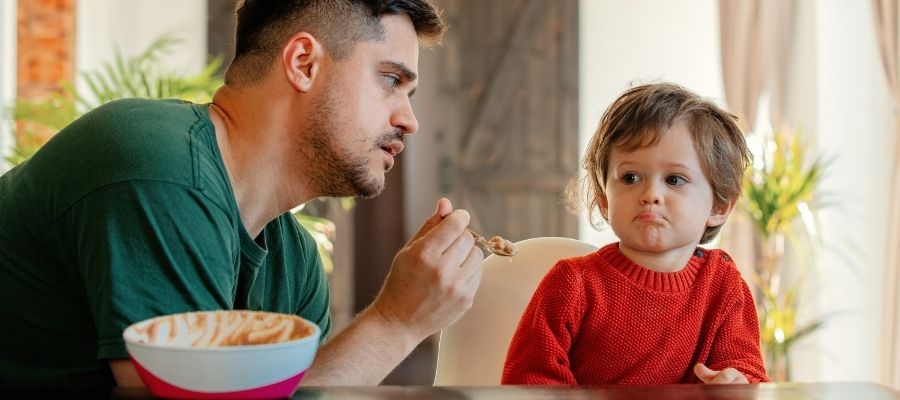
{"left": 382, "top": 75, "right": 400, "bottom": 88}
{"left": 666, "top": 175, "right": 686, "bottom": 186}
{"left": 622, "top": 173, "right": 639, "bottom": 184}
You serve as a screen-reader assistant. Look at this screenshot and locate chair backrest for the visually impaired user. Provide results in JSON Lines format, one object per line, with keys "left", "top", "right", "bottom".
{"left": 433, "top": 237, "right": 598, "bottom": 385}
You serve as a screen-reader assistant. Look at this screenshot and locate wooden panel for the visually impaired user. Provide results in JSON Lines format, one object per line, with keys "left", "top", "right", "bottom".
{"left": 437, "top": 0, "right": 579, "bottom": 242}
{"left": 207, "top": 0, "right": 236, "bottom": 75}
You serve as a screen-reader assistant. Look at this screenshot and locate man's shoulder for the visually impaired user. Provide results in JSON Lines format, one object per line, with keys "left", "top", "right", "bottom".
{"left": 50, "top": 98, "right": 215, "bottom": 183}
{"left": 11, "top": 98, "right": 229, "bottom": 216}
{"left": 75, "top": 98, "right": 208, "bottom": 148}
{"left": 90, "top": 97, "right": 199, "bottom": 118}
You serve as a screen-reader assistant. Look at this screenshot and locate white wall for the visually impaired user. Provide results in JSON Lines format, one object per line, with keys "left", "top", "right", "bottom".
{"left": 806, "top": 0, "right": 891, "bottom": 382}
{"left": 0, "top": 0, "right": 16, "bottom": 171}
{"left": 578, "top": 0, "right": 724, "bottom": 247}
{"left": 75, "top": 0, "right": 207, "bottom": 103}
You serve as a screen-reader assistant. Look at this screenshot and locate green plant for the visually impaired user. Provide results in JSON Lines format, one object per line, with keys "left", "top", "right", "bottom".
{"left": 8, "top": 35, "right": 222, "bottom": 164}
{"left": 6, "top": 34, "right": 347, "bottom": 272}
{"left": 742, "top": 128, "right": 831, "bottom": 381}
{"left": 293, "top": 197, "right": 355, "bottom": 274}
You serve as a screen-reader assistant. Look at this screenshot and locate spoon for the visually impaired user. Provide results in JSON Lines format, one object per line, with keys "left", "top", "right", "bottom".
{"left": 466, "top": 227, "right": 518, "bottom": 257}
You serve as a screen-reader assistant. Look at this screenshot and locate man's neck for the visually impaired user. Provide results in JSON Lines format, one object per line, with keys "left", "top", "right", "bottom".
{"left": 208, "top": 84, "right": 316, "bottom": 237}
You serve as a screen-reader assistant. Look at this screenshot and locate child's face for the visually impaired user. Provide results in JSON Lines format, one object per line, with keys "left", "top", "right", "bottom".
{"left": 601, "top": 120, "right": 731, "bottom": 256}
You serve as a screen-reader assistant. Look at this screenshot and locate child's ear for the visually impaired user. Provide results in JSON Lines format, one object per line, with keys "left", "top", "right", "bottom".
{"left": 707, "top": 198, "right": 737, "bottom": 227}
{"left": 599, "top": 194, "right": 610, "bottom": 220}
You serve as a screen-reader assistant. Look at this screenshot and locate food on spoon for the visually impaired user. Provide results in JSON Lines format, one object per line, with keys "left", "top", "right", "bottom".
{"left": 486, "top": 235, "right": 518, "bottom": 257}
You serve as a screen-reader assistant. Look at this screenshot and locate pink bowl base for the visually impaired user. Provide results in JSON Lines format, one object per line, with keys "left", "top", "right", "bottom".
{"left": 131, "top": 358, "right": 306, "bottom": 399}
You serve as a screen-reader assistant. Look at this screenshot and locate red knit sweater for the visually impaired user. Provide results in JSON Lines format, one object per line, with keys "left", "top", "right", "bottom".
{"left": 502, "top": 243, "right": 769, "bottom": 385}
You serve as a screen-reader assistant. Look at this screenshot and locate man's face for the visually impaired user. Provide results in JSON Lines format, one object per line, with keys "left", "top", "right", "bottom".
{"left": 303, "top": 14, "right": 420, "bottom": 198}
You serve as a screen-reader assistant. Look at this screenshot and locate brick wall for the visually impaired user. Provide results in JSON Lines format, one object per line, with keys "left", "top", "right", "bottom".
{"left": 17, "top": 0, "right": 76, "bottom": 99}
{"left": 15, "top": 0, "right": 76, "bottom": 151}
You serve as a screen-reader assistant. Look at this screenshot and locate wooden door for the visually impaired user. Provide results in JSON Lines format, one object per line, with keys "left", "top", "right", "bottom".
{"left": 435, "top": 0, "right": 580, "bottom": 241}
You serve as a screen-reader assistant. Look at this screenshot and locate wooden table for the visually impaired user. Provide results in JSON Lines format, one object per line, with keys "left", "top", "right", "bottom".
{"left": 85, "top": 381, "right": 897, "bottom": 399}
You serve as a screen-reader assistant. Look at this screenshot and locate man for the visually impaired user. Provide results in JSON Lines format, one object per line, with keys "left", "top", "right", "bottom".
{"left": 0, "top": 0, "right": 484, "bottom": 387}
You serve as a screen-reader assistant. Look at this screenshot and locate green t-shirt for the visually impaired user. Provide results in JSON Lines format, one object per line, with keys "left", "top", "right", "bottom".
{"left": 0, "top": 98, "right": 332, "bottom": 387}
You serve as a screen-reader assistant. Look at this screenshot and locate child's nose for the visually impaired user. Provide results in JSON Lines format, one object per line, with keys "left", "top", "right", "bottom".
{"left": 641, "top": 183, "right": 663, "bottom": 205}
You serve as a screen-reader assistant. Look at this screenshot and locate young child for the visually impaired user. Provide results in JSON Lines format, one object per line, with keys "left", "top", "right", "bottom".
{"left": 502, "top": 82, "right": 768, "bottom": 385}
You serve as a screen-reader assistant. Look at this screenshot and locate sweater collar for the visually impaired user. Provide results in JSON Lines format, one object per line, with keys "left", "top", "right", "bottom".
{"left": 598, "top": 242, "right": 703, "bottom": 292}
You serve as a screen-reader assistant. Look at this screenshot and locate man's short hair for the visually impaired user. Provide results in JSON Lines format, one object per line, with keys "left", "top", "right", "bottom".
{"left": 226, "top": 0, "right": 445, "bottom": 85}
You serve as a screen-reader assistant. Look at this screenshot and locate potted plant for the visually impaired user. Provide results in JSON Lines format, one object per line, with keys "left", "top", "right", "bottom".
{"left": 742, "top": 128, "right": 834, "bottom": 381}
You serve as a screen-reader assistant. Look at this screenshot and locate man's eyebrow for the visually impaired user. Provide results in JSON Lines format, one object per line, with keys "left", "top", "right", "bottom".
{"left": 380, "top": 61, "right": 418, "bottom": 82}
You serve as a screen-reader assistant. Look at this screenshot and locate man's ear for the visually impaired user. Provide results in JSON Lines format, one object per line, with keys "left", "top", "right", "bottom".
{"left": 707, "top": 198, "right": 737, "bottom": 227}
{"left": 282, "top": 32, "right": 324, "bottom": 93}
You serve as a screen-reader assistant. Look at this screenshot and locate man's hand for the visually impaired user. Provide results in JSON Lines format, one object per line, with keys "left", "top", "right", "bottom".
{"left": 302, "top": 198, "right": 485, "bottom": 385}
{"left": 371, "top": 197, "right": 485, "bottom": 342}
{"left": 694, "top": 363, "right": 750, "bottom": 384}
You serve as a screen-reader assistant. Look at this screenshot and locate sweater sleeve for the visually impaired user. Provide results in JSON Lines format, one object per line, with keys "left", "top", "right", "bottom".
{"left": 706, "top": 279, "right": 770, "bottom": 383}
{"left": 502, "top": 260, "right": 584, "bottom": 384}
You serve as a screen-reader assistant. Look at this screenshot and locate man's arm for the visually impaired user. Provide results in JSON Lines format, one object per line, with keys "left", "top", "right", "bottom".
{"left": 109, "top": 359, "right": 144, "bottom": 387}
{"left": 303, "top": 198, "right": 484, "bottom": 385}
{"left": 300, "top": 307, "right": 420, "bottom": 385}
{"left": 109, "top": 199, "right": 483, "bottom": 387}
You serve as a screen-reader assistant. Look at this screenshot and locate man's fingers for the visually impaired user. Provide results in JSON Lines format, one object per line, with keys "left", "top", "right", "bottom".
{"left": 693, "top": 363, "right": 717, "bottom": 383}
{"left": 458, "top": 245, "right": 485, "bottom": 285}
{"left": 409, "top": 198, "right": 454, "bottom": 243}
{"left": 434, "top": 197, "right": 453, "bottom": 218}
{"left": 439, "top": 223, "right": 479, "bottom": 267}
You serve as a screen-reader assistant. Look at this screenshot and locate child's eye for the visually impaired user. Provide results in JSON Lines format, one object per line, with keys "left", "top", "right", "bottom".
{"left": 622, "top": 173, "right": 640, "bottom": 185}
{"left": 666, "top": 175, "right": 687, "bottom": 186}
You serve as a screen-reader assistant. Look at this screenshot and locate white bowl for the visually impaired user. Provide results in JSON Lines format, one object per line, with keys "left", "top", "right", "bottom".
{"left": 123, "top": 310, "right": 320, "bottom": 399}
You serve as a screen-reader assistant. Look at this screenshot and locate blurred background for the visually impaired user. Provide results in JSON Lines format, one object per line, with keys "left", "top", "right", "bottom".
{"left": 1, "top": 0, "right": 897, "bottom": 388}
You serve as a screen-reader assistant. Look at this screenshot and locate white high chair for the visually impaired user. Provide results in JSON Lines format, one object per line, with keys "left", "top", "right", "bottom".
{"left": 433, "top": 237, "right": 597, "bottom": 385}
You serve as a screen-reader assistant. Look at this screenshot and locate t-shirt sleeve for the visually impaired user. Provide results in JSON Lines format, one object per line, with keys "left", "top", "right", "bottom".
{"left": 502, "top": 260, "right": 583, "bottom": 385}
{"left": 57, "top": 180, "right": 239, "bottom": 360}
{"left": 706, "top": 279, "right": 770, "bottom": 383}
{"left": 290, "top": 217, "right": 332, "bottom": 342}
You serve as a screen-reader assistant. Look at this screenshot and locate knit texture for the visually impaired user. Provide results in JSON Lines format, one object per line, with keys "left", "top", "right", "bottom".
{"left": 502, "top": 242, "right": 769, "bottom": 385}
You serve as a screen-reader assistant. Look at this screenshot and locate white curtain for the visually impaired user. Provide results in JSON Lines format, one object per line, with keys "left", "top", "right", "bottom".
{"left": 871, "top": 0, "right": 900, "bottom": 390}
{"left": 719, "top": 0, "right": 797, "bottom": 132}
{"left": 719, "top": 0, "right": 768, "bottom": 132}
{"left": 718, "top": 0, "right": 796, "bottom": 279}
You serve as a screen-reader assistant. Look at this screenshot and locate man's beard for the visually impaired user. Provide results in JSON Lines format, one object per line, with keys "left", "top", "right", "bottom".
{"left": 301, "top": 93, "right": 403, "bottom": 199}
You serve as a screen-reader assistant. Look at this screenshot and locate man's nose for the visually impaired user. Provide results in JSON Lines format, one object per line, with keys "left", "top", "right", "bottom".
{"left": 392, "top": 99, "right": 419, "bottom": 135}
